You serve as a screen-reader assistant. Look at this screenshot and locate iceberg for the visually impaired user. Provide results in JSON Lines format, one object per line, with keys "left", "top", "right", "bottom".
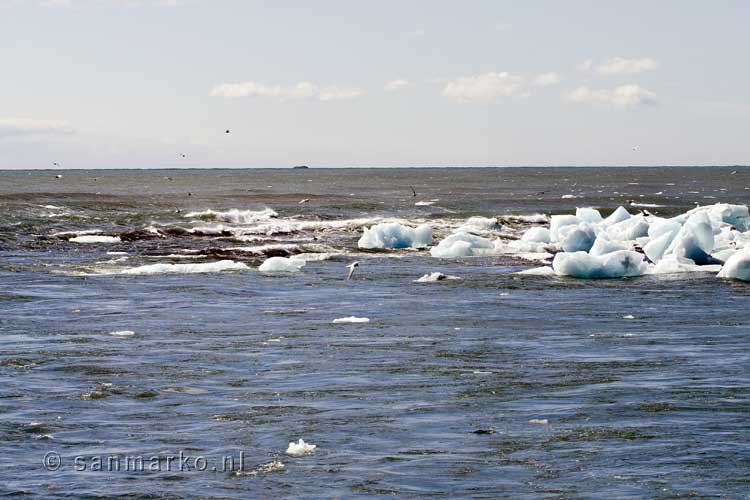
{"left": 717, "top": 249, "right": 750, "bottom": 281}
{"left": 552, "top": 250, "right": 647, "bottom": 279}
{"left": 549, "top": 215, "right": 581, "bottom": 242}
{"left": 358, "top": 223, "right": 432, "bottom": 249}
{"left": 589, "top": 235, "right": 628, "bottom": 257}
{"left": 646, "top": 255, "right": 722, "bottom": 275}
{"left": 602, "top": 206, "right": 632, "bottom": 226}
{"left": 258, "top": 257, "right": 306, "bottom": 273}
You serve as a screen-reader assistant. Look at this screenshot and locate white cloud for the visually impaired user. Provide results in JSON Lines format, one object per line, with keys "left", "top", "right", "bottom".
{"left": 567, "top": 84, "right": 658, "bottom": 108}
{"left": 0, "top": 118, "right": 73, "bottom": 138}
{"left": 442, "top": 72, "right": 525, "bottom": 103}
{"left": 532, "top": 72, "right": 561, "bottom": 87}
{"left": 384, "top": 79, "right": 411, "bottom": 92}
{"left": 209, "top": 81, "right": 364, "bottom": 101}
{"left": 576, "top": 59, "right": 593, "bottom": 72}
{"left": 596, "top": 57, "right": 659, "bottom": 75}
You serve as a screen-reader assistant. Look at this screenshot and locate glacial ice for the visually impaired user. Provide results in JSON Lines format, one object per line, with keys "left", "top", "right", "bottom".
{"left": 332, "top": 316, "right": 370, "bottom": 324}
{"left": 521, "top": 227, "right": 550, "bottom": 243}
{"left": 414, "top": 272, "right": 462, "bottom": 282}
{"left": 258, "top": 257, "right": 306, "bottom": 273}
{"left": 559, "top": 223, "right": 596, "bottom": 252}
{"left": 358, "top": 223, "right": 432, "bottom": 249}
{"left": 717, "top": 249, "right": 750, "bottom": 281}
{"left": 286, "top": 439, "right": 316, "bottom": 456}
{"left": 69, "top": 235, "right": 121, "bottom": 243}
{"left": 429, "top": 232, "right": 494, "bottom": 258}
{"left": 552, "top": 250, "right": 647, "bottom": 279}
{"left": 120, "top": 260, "right": 249, "bottom": 275}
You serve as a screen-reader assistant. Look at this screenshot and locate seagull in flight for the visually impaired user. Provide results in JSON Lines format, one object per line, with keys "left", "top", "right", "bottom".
{"left": 346, "top": 261, "right": 359, "bottom": 280}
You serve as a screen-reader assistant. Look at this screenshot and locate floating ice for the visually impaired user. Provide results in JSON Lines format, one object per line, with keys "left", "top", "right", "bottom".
{"left": 430, "top": 232, "right": 494, "bottom": 258}
{"left": 120, "top": 260, "right": 248, "bottom": 275}
{"left": 286, "top": 439, "right": 316, "bottom": 456}
{"left": 549, "top": 215, "right": 581, "bottom": 242}
{"left": 559, "top": 222, "right": 596, "bottom": 252}
{"left": 258, "top": 257, "right": 306, "bottom": 273}
{"left": 521, "top": 227, "right": 550, "bottom": 243}
{"left": 69, "top": 235, "right": 121, "bottom": 243}
{"left": 109, "top": 330, "right": 135, "bottom": 337}
{"left": 414, "top": 272, "right": 462, "bottom": 282}
{"left": 415, "top": 200, "right": 435, "bottom": 206}
{"left": 576, "top": 207, "right": 603, "bottom": 223}
{"left": 602, "top": 206, "right": 632, "bottom": 226}
{"left": 358, "top": 222, "right": 432, "bottom": 249}
{"left": 717, "top": 249, "right": 750, "bottom": 281}
{"left": 517, "top": 266, "right": 555, "bottom": 276}
{"left": 589, "top": 235, "right": 628, "bottom": 257}
{"left": 552, "top": 250, "right": 647, "bottom": 279}
{"left": 646, "top": 255, "right": 721, "bottom": 275}
{"left": 528, "top": 419, "right": 549, "bottom": 425}
{"left": 332, "top": 316, "right": 370, "bottom": 324}
{"left": 457, "top": 216, "right": 502, "bottom": 233}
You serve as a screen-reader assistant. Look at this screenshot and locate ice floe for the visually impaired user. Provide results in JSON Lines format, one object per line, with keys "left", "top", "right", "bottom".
{"left": 258, "top": 256, "right": 306, "bottom": 273}
{"left": 358, "top": 222, "right": 432, "bottom": 249}
{"left": 109, "top": 330, "right": 135, "bottom": 337}
{"left": 332, "top": 316, "right": 370, "bottom": 324}
{"left": 69, "top": 235, "right": 121, "bottom": 243}
{"left": 286, "top": 439, "right": 316, "bottom": 456}
{"left": 120, "top": 260, "right": 249, "bottom": 275}
{"left": 717, "top": 249, "right": 750, "bottom": 281}
{"left": 414, "top": 272, "right": 462, "bottom": 282}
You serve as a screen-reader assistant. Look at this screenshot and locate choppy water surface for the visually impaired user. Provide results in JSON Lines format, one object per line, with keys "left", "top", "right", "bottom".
{"left": 1, "top": 167, "right": 749, "bottom": 499}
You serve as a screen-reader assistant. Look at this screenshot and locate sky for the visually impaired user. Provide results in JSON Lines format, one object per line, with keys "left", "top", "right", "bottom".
{"left": 0, "top": 0, "right": 748, "bottom": 169}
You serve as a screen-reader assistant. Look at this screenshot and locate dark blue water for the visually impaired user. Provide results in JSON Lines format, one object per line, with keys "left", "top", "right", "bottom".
{"left": 1, "top": 168, "right": 749, "bottom": 498}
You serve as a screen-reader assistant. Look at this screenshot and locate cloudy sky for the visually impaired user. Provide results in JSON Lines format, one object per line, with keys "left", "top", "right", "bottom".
{"left": 1, "top": 0, "right": 748, "bottom": 168}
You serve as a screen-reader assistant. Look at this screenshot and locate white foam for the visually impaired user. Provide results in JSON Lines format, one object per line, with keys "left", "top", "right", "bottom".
{"left": 120, "top": 260, "right": 248, "bottom": 275}
{"left": 286, "top": 439, "right": 316, "bottom": 456}
{"left": 70, "top": 235, "right": 121, "bottom": 243}
{"left": 332, "top": 316, "right": 370, "bottom": 324}
{"left": 184, "top": 208, "right": 277, "bottom": 224}
{"left": 258, "top": 257, "right": 306, "bottom": 273}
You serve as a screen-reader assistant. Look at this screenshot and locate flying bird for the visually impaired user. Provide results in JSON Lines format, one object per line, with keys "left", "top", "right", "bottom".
{"left": 409, "top": 186, "right": 417, "bottom": 197}
{"left": 225, "top": 129, "right": 230, "bottom": 134}
{"left": 346, "top": 261, "right": 359, "bottom": 280}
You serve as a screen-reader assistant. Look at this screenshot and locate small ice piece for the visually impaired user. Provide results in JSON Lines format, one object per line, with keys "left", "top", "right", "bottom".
{"left": 605, "top": 215, "right": 649, "bottom": 241}
{"left": 415, "top": 200, "right": 435, "bottom": 206}
{"left": 528, "top": 419, "right": 549, "bottom": 425}
{"left": 559, "top": 223, "right": 596, "bottom": 252}
{"left": 552, "top": 250, "right": 647, "bottom": 279}
{"left": 286, "top": 439, "right": 316, "bottom": 456}
{"left": 414, "top": 272, "right": 461, "bottom": 282}
{"left": 258, "top": 257, "right": 306, "bottom": 273}
{"left": 521, "top": 227, "right": 550, "bottom": 243}
{"left": 358, "top": 222, "right": 432, "bottom": 249}
{"left": 457, "top": 216, "right": 502, "bottom": 233}
{"left": 332, "top": 316, "right": 370, "bottom": 324}
{"left": 623, "top": 314, "right": 635, "bottom": 319}
{"left": 109, "top": 330, "right": 135, "bottom": 337}
{"left": 430, "top": 232, "right": 493, "bottom": 258}
{"left": 602, "top": 206, "right": 632, "bottom": 226}
{"left": 646, "top": 255, "right": 722, "bottom": 275}
{"left": 517, "top": 266, "right": 555, "bottom": 276}
{"left": 575, "top": 207, "right": 603, "bottom": 223}
{"left": 69, "top": 235, "right": 121, "bottom": 243}
{"left": 717, "top": 249, "right": 750, "bottom": 281}
{"left": 561, "top": 194, "right": 579, "bottom": 199}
